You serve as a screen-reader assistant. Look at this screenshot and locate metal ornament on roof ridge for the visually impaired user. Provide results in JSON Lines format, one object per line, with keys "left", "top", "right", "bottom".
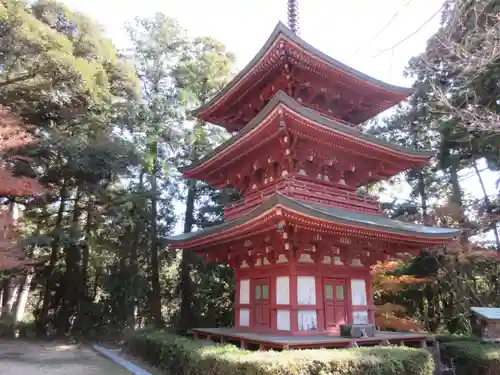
{"left": 287, "top": 0, "right": 299, "bottom": 34}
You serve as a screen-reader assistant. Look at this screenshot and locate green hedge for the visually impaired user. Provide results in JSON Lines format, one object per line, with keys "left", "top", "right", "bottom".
{"left": 440, "top": 341, "right": 500, "bottom": 375}
{"left": 124, "top": 329, "right": 434, "bottom": 375}
{"left": 435, "top": 334, "right": 481, "bottom": 343}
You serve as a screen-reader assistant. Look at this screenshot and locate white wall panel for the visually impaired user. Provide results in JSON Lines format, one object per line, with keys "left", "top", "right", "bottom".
{"left": 297, "top": 276, "right": 316, "bottom": 305}
{"left": 239, "top": 309, "right": 250, "bottom": 326}
{"left": 276, "top": 310, "right": 291, "bottom": 331}
{"left": 298, "top": 310, "right": 317, "bottom": 331}
{"left": 239, "top": 279, "right": 250, "bottom": 304}
{"left": 351, "top": 279, "right": 367, "bottom": 306}
{"left": 276, "top": 276, "right": 290, "bottom": 305}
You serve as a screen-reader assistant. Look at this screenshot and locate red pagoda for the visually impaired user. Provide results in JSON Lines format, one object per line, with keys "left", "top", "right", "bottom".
{"left": 167, "top": 22, "right": 459, "bottom": 349}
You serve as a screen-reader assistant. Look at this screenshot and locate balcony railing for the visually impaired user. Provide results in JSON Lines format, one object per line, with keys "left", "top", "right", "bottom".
{"left": 224, "top": 177, "right": 380, "bottom": 220}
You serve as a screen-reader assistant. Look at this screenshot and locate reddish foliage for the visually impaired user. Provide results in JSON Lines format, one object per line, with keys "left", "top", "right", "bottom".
{"left": 0, "top": 106, "right": 43, "bottom": 197}
{"left": 375, "top": 306, "right": 422, "bottom": 332}
{"left": 372, "top": 260, "right": 425, "bottom": 332}
{"left": 0, "top": 106, "right": 44, "bottom": 270}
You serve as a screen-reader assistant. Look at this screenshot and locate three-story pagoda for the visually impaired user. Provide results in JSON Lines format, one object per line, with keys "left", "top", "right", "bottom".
{"left": 167, "top": 22, "right": 459, "bottom": 349}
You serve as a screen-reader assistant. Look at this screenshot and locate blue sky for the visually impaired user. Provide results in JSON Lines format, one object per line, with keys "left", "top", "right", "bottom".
{"left": 59, "top": 0, "right": 498, "bottom": 234}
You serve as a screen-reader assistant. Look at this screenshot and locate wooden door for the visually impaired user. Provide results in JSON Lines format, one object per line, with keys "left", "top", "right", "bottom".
{"left": 253, "top": 278, "right": 270, "bottom": 329}
{"left": 324, "top": 279, "right": 347, "bottom": 330}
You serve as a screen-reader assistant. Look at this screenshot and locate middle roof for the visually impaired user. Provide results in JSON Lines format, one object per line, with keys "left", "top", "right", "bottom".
{"left": 182, "top": 91, "right": 433, "bottom": 184}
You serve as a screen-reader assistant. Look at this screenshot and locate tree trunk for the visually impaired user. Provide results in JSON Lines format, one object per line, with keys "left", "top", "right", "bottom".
{"left": 1, "top": 279, "right": 9, "bottom": 316}
{"left": 179, "top": 178, "right": 196, "bottom": 331}
{"left": 73, "top": 197, "right": 93, "bottom": 333}
{"left": 92, "top": 271, "right": 100, "bottom": 301}
{"left": 14, "top": 271, "right": 34, "bottom": 323}
{"left": 2, "top": 277, "right": 19, "bottom": 316}
{"left": 57, "top": 190, "right": 83, "bottom": 335}
{"left": 127, "top": 172, "right": 144, "bottom": 330}
{"left": 410, "top": 123, "right": 430, "bottom": 225}
{"left": 473, "top": 158, "right": 500, "bottom": 250}
{"left": 449, "top": 154, "right": 468, "bottom": 245}
{"left": 5, "top": 286, "right": 19, "bottom": 316}
{"left": 81, "top": 199, "right": 92, "bottom": 299}
{"left": 449, "top": 154, "right": 462, "bottom": 208}
{"left": 416, "top": 170, "right": 430, "bottom": 225}
{"left": 37, "top": 186, "right": 68, "bottom": 336}
{"left": 149, "top": 140, "right": 163, "bottom": 328}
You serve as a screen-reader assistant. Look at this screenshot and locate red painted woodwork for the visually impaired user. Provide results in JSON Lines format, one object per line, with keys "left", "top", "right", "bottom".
{"left": 253, "top": 278, "right": 271, "bottom": 329}
{"left": 224, "top": 176, "right": 381, "bottom": 220}
{"left": 231, "top": 258, "right": 369, "bottom": 336}
{"left": 323, "top": 278, "right": 347, "bottom": 332}
{"left": 185, "top": 103, "right": 429, "bottom": 195}
{"left": 194, "top": 26, "right": 411, "bottom": 131}
{"left": 170, "top": 23, "right": 457, "bottom": 338}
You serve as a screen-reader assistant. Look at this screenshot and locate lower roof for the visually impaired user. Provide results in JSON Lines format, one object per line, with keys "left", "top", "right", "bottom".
{"left": 166, "top": 194, "right": 459, "bottom": 247}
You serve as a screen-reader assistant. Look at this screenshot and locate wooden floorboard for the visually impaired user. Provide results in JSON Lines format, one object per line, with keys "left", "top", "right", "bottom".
{"left": 191, "top": 327, "right": 431, "bottom": 349}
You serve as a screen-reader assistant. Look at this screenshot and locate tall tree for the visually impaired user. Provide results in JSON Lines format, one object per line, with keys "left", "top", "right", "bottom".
{"left": 0, "top": 0, "right": 137, "bottom": 125}
{"left": 125, "top": 13, "right": 188, "bottom": 327}
{"left": 0, "top": 0, "right": 141, "bottom": 335}
{"left": 173, "top": 37, "right": 234, "bottom": 331}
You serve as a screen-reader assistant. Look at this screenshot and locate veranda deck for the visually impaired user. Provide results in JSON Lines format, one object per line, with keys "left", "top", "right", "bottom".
{"left": 191, "top": 327, "right": 431, "bottom": 350}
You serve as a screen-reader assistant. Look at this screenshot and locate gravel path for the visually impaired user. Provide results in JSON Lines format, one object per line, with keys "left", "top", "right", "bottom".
{"left": 0, "top": 339, "right": 132, "bottom": 375}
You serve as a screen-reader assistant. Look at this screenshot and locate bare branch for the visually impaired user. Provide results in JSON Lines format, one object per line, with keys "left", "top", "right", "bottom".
{"left": 420, "top": 1, "right": 500, "bottom": 133}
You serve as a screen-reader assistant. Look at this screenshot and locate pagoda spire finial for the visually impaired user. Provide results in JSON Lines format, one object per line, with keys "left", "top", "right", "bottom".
{"left": 287, "top": 0, "right": 299, "bottom": 34}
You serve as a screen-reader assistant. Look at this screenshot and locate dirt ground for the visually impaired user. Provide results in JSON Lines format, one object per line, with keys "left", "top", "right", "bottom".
{"left": 0, "top": 339, "right": 132, "bottom": 375}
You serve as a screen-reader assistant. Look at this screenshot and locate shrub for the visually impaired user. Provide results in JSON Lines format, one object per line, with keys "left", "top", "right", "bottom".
{"left": 441, "top": 341, "right": 500, "bottom": 375}
{"left": 124, "top": 329, "right": 434, "bottom": 375}
{"left": 435, "top": 334, "right": 481, "bottom": 343}
{"left": 0, "top": 315, "right": 36, "bottom": 338}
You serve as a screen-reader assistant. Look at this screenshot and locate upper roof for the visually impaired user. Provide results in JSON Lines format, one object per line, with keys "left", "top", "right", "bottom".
{"left": 181, "top": 91, "right": 433, "bottom": 177}
{"left": 193, "top": 22, "right": 414, "bottom": 128}
{"left": 471, "top": 307, "right": 500, "bottom": 321}
{"left": 166, "top": 194, "right": 459, "bottom": 247}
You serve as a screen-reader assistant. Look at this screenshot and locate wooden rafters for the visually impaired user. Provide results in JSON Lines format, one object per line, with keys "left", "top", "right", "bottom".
{"left": 199, "top": 48, "right": 408, "bottom": 130}
{"left": 181, "top": 202, "right": 447, "bottom": 270}
{"left": 205, "top": 127, "right": 412, "bottom": 202}
{"left": 183, "top": 92, "right": 431, "bottom": 187}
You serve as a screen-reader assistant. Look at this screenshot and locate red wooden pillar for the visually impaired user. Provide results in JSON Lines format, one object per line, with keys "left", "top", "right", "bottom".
{"left": 249, "top": 276, "right": 255, "bottom": 329}
{"left": 345, "top": 276, "right": 353, "bottom": 324}
{"left": 234, "top": 270, "right": 241, "bottom": 327}
{"left": 315, "top": 275, "right": 325, "bottom": 331}
{"left": 290, "top": 273, "right": 298, "bottom": 332}
{"left": 365, "top": 275, "right": 375, "bottom": 324}
{"left": 270, "top": 274, "right": 277, "bottom": 331}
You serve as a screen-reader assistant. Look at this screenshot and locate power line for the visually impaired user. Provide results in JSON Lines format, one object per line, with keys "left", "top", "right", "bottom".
{"left": 354, "top": 0, "right": 414, "bottom": 54}
{"left": 372, "top": 3, "right": 445, "bottom": 58}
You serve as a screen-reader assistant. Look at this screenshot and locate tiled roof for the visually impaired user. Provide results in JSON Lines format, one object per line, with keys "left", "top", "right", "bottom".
{"left": 181, "top": 91, "right": 432, "bottom": 174}
{"left": 166, "top": 194, "right": 459, "bottom": 245}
